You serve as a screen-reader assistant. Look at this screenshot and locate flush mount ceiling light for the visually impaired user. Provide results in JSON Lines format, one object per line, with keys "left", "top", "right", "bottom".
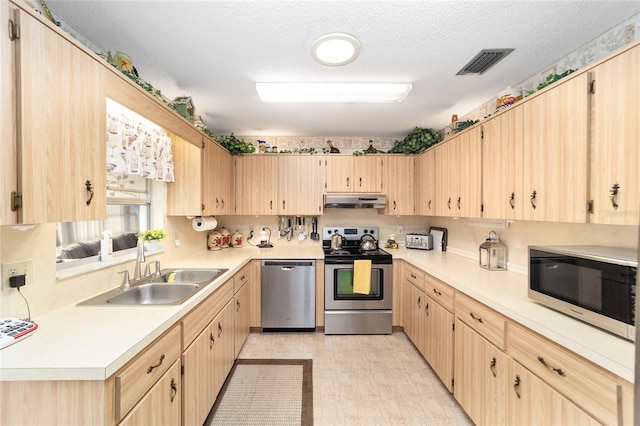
{"left": 255, "top": 82, "right": 412, "bottom": 103}
{"left": 311, "top": 33, "right": 361, "bottom": 66}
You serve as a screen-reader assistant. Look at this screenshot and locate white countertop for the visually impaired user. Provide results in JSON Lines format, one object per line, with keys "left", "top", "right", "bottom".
{"left": 0, "top": 245, "right": 634, "bottom": 383}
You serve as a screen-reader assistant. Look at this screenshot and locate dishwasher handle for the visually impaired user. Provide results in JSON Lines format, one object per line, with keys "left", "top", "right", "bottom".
{"left": 281, "top": 266, "right": 296, "bottom": 271}
{"left": 262, "top": 260, "right": 315, "bottom": 267}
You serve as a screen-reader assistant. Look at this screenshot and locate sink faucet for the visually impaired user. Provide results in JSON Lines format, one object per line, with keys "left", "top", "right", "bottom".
{"left": 118, "top": 270, "right": 131, "bottom": 290}
{"left": 133, "top": 238, "right": 146, "bottom": 280}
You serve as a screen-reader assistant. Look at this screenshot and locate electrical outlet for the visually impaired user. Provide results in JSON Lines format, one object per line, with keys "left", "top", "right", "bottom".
{"left": 397, "top": 225, "right": 404, "bottom": 234}
{"left": 2, "top": 260, "right": 34, "bottom": 290}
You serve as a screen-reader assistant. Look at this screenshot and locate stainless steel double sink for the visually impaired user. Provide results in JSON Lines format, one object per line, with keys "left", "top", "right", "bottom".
{"left": 78, "top": 268, "right": 228, "bottom": 306}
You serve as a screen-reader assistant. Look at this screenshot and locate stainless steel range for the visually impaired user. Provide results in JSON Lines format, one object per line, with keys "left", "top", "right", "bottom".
{"left": 323, "top": 227, "right": 393, "bottom": 334}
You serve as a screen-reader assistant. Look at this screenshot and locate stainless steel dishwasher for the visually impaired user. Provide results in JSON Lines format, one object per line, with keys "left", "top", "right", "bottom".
{"left": 261, "top": 260, "right": 316, "bottom": 331}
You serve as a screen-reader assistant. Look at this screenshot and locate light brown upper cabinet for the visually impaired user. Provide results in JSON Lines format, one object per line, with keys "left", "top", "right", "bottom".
{"left": 13, "top": 5, "right": 107, "bottom": 223}
{"left": 277, "top": 155, "right": 325, "bottom": 215}
{"left": 383, "top": 155, "right": 415, "bottom": 215}
{"left": 234, "top": 155, "right": 278, "bottom": 215}
{"left": 589, "top": 44, "right": 640, "bottom": 225}
{"left": 1, "top": 1, "right": 17, "bottom": 225}
{"left": 168, "top": 137, "right": 233, "bottom": 217}
{"left": 415, "top": 148, "right": 436, "bottom": 216}
{"left": 205, "top": 140, "right": 234, "bottom": 216}
{"left": 434, "top": 127, "right": 482, "bottom": 218}
{"left": 522, "top": 74, "right": 589, "bottom": 223}
{"left": 482, "top": 106, "right": 524, "bottom": 220}
{"left": 324, "top": 155, "right": 382, "bottom": 193}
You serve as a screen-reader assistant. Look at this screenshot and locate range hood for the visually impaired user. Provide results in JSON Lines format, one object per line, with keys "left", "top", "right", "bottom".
{"left": 323, "top": 194, "right": 387, "bottom": 209}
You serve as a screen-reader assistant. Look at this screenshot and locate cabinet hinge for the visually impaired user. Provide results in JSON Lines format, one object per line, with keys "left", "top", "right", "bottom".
{"left": 8, "top": 19, "right": 20, "bottom": 41}
{"left": 11, "top": 191, "right": 22, "bottom": 211}
{"left": 587, "top": 200, "right": 594, "bottom": 214}
{"left": 588, "top": 80, "right": 595, "bottom": 94}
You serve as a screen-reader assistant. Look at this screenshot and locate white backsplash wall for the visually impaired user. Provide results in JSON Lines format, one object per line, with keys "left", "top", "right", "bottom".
{"left": 428, "top": 217, "right": 639, "bottom": 272}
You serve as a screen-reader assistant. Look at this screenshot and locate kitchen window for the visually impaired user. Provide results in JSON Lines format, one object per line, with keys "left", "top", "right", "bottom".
{"left": 56, "top": 173, "right": 150, "bottom": 269}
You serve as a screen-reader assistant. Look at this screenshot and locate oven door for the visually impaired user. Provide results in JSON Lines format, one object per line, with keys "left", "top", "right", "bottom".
{"left": 325, "top": 263, "right": 392, "bottom": 310}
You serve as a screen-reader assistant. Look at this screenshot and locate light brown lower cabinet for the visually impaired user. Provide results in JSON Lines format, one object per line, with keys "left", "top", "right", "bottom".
{"left": 454, "top": 320, "right": 507, "bottom": 426}
{"left": 506, "top": 358, "right": 599, "bottom": 425}
{"left": 423, "top": 294, "right": 454, "bottom": 392}
{"left": 119, "top": 360, "right": 182, "bottom": 426}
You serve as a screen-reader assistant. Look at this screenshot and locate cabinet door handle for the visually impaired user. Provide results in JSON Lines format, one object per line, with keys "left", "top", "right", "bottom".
{"left": 609, "top": 183, "right": 619, "bottom": 209}
{"left": 530, "top": 190, "right": 537, "bottom": 209}
{"left": 270, "top": 200, "right": 273, "bottom": 210}
{"left": 490, "top": 357, "right": 497, "bottom": 377}
{"left": 218, "top": 322, "right": 223, "bottom": 337}
{"left": 359, "top": 177, "right": 362, "bottom": 187}
{"left": 216, "top": 198, "right": 220, "bottom": 208}
{"left": 513, "top": 375, "right": 521, "bottom": 399}
{"left": 509, "top": 192, "right": 515, "bottom": 210}
{"left": 282, "top": 200, "right": 286, "bottom": 210}
{"left": 428, "top": 199, "right": 432, "bottom": 210}
{"left": 221, "top": 199, "right": 225, "bottom": 209}
{"left": 457, "top": 197, "right": 461, "bottom": 210}
{"left": 236, "top": 299, "right": 241, "bottom": 312}
{"left": 85, "top": 180, "right": 94, "bottom": 206}
{"left": 147, "top": 354, "right": 165, "bottom": 374}
{"left": 469, "top": 312, "right": 483, "bottom": 323}
{"left": 210, "top": 332, "right": 215, "bottom": 349}
{"left": 425, "top": 302, "right": 429, "bottom": 316}
{"left": 170, "top": 378, "right": 178, "bottom": 402}
{"left": 346, "top": 177, "right": 350, "bottom": 187}
{"left": 417, "top": 296, "right": 421, "bottom": 308}
{"left": 393, "top": 200, "right": 397, "bottom": 210}
{"left": 447, "top": 198, "right": 451, "bottom": 210}
{"left": 433, "top": 288, "right": 442, "bottom": 296}
{"left": 537, "top": 356, "right": 566, "bottom": 376}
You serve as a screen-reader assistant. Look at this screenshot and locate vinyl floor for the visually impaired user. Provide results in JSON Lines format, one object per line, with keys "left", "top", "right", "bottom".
{"left": 238, "top": 331, "right": 473, "bottom": 426}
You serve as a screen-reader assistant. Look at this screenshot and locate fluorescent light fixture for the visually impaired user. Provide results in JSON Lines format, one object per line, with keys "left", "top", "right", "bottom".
{"left": 467, "top": 218, "right": 512, "bottom": 229}
{"left": 256, "top": 82, "right": 412, "bottom": 103}
{"left": 311, "top": 33, "right": 361, "bottom": 66}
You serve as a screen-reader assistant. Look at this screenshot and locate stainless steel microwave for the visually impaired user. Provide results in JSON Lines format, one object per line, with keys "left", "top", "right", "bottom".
{"left": 529, "top": 245, "right": 637, "bottom": 341}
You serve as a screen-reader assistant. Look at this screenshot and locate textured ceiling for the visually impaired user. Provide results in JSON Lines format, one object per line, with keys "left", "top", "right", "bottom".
{"left": 47, "top": 1, "right": 640, "bottom": 137}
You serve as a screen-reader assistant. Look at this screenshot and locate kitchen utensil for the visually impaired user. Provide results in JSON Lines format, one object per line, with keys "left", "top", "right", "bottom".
{"left": 311, "top": 217, "right": 319, "bottom": 240}
{"left": 298, "top": 217, "right": 305, "bottom": 240}
{"left": 287, "top": 217, "right": 293, "bottom": 241}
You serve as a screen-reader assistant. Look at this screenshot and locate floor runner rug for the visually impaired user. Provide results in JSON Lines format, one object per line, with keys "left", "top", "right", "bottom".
{"left": 205, "top": 359, "right": 313, "bottom": 426}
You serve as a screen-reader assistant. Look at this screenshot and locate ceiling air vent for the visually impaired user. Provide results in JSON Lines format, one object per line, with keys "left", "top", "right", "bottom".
{"left": 456, "top": 48, "right": 514, "bottom": 75}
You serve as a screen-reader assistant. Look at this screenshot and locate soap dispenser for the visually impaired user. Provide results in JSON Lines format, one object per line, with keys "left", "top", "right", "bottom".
{"left": 100, "top": 231, "right": 113, "bottom": 262}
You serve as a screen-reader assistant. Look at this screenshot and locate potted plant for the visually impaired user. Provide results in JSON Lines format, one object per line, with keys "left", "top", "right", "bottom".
{"left": 136, "top": 228, "right": 168, "bottom": 252}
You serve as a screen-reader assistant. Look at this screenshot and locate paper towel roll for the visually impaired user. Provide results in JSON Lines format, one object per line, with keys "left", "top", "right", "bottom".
{"left": 192, "top": 216, "right": 217, "bottom": 232}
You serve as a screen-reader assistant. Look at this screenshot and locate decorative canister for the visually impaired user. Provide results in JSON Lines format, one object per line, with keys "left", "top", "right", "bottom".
{"left": 207, "top": 230, "right": 223, "bottom": 251}
{"left": 219, "top": 227, "right": 231, "bottom": 248}
{"left": 231, "top": 230, "right": 243, "bottom": 248}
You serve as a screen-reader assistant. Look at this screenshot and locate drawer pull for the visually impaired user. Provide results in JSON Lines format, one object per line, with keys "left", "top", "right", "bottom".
{"left": 147, "top": 354, "right": 165, "bottom": 374}
{"left": 513, "top": 375, "right": 521, "bottom": 399}
{"left": 410, "top": 273, "right": 417, "bottom": 279}
{"left": 170, "top": 378, "right": 178, "bottom": 402}
{"left": 210, "top": 332, "right": 215, "bottom": 349}
{"left": 489, "top": 357, "right": 497, "bottom": 378}
{"left": 218, "top": 322, "right": 223, "bottom": 337}
{"left": 432, "top": 288, "right": 442, "bottom": 296}
{"left": 537, "top": 356, "right": 566, "bottom": 376}
{"left": 469, "top": 312, "right": 483, "bottom": 323}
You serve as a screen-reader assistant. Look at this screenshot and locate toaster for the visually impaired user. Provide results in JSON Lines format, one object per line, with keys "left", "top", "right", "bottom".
{"left": 406, "top": 233, "right": 433, "bottom": 250}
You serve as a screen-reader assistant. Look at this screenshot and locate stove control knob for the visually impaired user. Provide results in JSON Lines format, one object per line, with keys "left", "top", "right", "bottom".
{"left": 327, "top": 230, "right": 332, "bottom": 234}
{"left": 333, "top": 229, "right": 339, "bottom": 234}
{"left": 364, "top": 229, "right": 369, "bottom": 234}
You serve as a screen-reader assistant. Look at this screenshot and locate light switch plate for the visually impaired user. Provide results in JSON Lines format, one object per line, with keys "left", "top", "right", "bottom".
{"left": 2, "top": 260, "right": 33, "bottom": 290}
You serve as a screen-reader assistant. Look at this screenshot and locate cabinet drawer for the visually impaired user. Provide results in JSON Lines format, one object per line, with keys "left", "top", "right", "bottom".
{"left": 455, "top": 293, "right": 506, "bottom": 349}
{"left": 508, "top": 322, "right": 627, "bottom": 425}
{"left": 115, "top": 324, "right": 181, "bottom": 421}
{"left": 424, "top": 273, "right": 454, "bottom": 311}
{"left": 403, "top": 262, "right": 425, "bottom": 291}
{"left": 233, "top": 262, "right": 251, "bottom": 294}
{"left": 182, "top": 279, "right": 234, "bottom": 349}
